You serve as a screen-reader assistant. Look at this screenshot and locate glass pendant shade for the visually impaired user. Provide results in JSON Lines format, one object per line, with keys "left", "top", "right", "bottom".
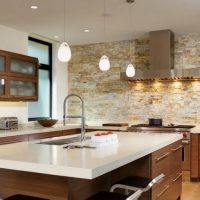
{"left": 99, "top": 55, "right": 110, "bottom": 71}
{"left": 126, "top": 63, "right": 135, "bottom": 77}
{"left": 58, "top": 42, "right": 71, "bottom": 62}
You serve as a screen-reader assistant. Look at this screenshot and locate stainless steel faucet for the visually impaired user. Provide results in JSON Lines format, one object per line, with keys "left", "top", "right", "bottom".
{"left": 63, "top": 94, "right": 85, "bottom": 141}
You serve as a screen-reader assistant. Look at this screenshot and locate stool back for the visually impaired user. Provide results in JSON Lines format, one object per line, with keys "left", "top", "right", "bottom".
{"left": 126, "top": 190, "right": 142, "bottom": 200}
{"left": 143, "top": 173, "right": 165, "bottom": 192}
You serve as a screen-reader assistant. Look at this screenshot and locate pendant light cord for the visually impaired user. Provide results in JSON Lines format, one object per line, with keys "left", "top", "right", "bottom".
{"left": 64, "top": 0, "right": 66, "bottom": 42}
{"left": 104, "top": 0, "right": 106, "bottom": 51}
{"left": 129, "top": 2, "right": 132, "bottom": 62}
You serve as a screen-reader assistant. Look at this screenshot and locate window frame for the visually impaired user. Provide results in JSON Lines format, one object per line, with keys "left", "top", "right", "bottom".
{"left": 28, "top": 37, "right": 52, "bottom": 121}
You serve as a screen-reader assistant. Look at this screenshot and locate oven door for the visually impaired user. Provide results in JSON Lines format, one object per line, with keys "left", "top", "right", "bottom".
{"left": 182, "top": 140, "right": 190, "bottom": 171}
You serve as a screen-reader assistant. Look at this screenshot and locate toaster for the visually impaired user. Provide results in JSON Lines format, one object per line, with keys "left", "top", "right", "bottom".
{"left": 0, "top": 117, "right": 18, "bottom": 130}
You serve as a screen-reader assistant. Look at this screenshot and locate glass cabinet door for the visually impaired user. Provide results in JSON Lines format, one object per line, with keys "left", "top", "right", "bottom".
{"left": 10, "top": 80, "right": 36, "bottom": 97}
{"left": 0, "top": 78, "right": 6, "bottom": 96}
{"left": 10, "top": 58, "right": 37, "bottom": 76}
{"left": 0, "top": 56, "right": 6, "bottom": 73}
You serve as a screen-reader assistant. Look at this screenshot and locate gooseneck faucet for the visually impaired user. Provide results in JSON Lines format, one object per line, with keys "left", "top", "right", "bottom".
{"left": 63, "top": 94, "right": 85, "bottom": 141}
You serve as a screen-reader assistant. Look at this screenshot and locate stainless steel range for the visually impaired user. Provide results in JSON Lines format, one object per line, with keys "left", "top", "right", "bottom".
{"left": 128, "top": 124, "right": 195, "bottom": 171}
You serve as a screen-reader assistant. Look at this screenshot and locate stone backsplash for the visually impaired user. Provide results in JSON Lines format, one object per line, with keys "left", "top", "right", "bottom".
{"left": 68, "top": 34, "right": 200, "bottom": 125}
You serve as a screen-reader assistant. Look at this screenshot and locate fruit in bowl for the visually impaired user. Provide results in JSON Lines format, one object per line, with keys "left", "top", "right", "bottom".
{"left": 37, "top": 119, "right": 58, "bottom": 127}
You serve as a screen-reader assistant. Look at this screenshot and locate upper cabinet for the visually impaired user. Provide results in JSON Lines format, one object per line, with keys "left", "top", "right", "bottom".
{"left": 0, "top": 50, "right": 39, "bottom": 101}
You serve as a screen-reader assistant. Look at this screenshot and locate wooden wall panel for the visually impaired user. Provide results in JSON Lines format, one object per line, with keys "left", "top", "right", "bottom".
{"left": 190, "top": 133, "right": 199, "bottom": 181}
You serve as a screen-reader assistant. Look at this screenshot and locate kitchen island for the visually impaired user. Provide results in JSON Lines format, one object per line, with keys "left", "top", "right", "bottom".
{"left": 0, "top": 132, "right": 182, "bottom": 200}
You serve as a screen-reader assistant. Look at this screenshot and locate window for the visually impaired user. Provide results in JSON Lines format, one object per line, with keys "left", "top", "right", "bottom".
{"left": 28, "top": 37, "right": 52, "bottom": 121}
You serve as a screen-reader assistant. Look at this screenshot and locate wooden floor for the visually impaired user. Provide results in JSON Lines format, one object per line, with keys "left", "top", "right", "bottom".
{"left": 182, "top": 181, "right": 200, "bottom": 200}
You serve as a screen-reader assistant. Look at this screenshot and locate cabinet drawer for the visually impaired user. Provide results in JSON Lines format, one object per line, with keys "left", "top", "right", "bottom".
{"left": 168, "top": 170, "right": 182, "bottom": 200}
{"left": 152, "top": 180, "right": 170, "bottom": 200}
{"left": 152, "top": 146, "right": 170, "bottom": 178}
{"left": 169, "top": 141, "right": 182, "bottom": 174}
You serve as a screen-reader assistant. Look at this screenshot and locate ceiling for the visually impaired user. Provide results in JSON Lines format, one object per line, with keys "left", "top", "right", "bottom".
{"left": 0, "top": 0, "right": 200, "bottom": 45}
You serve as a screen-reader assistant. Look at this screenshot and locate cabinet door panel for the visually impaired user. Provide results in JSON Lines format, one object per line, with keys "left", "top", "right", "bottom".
{"left": 10, "top": 80, "right": 36, "bottom": 97}
{"left": 10, "top": 58, "right": 37, "bottom": 77}
{"left": 8, "top": 77, "right": 38, "bottom": 101}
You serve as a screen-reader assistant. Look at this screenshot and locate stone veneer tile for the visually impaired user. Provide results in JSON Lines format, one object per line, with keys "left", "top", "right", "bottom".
{"left": 68, "top": 34, "right": 200, "bottom": 125}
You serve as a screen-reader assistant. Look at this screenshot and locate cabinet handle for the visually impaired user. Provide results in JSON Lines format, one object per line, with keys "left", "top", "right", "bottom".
{"left": 182, "top": 140, "right": 190, "bottom": 144}
{"left": 155, "top": 152, "right": 170, "bottom": 162}
{"left": 172, "top": 173, "right": 182, "bottom": 182}
{"left": 171, "top": 145, "right": 182, "bottom": 152}
{"left": 156, "top": 185, "right": 169, "bottom": 198}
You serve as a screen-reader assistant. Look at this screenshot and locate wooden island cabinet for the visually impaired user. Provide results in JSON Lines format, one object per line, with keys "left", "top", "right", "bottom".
{"left": 151, "top": 140, "right": 182, "bottom": 200}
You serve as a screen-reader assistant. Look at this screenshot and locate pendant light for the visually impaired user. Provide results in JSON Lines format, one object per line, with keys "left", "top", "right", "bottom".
{"left": 58, "top": 0, "right": 71, "bottom": 62}
{"left": 99, "top": 0, "right": 110, "bottom": 71}
{"left": 126, "top": 0, "right": 135, "bottom": 77}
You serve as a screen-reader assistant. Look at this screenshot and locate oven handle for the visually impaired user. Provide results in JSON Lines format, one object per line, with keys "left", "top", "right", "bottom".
{"left": 182, "top": 140, "right": 190, "bottom": 144}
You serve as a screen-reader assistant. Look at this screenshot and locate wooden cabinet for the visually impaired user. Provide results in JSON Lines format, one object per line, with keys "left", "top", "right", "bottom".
{"left": 0, "top": 50, "right": 39, "bottom": 101}
{"left": 0, "top": 135, "right": 29, "bottom": 145}
{"left": 0, "top": 128, "right": 82, "bottom": 145}
{"left": 190, "top": 133, "right": 200, "bottom": 181}
{"left": 151, "top": 140, "right": 182, "bottom": 200}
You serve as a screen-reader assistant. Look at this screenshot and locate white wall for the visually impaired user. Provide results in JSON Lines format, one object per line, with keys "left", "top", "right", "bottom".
{"left": 0, "top": 25, "right": 28, "bottom": 123}
{"left": 0, "top": 25, "right": 28, "bottom": 54}
{"left": 52, "top": 43, "right": 68, "bottom": 121}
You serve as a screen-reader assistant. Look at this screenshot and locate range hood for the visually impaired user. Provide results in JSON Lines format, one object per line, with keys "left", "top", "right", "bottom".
{"left": 121, "top": 29, "right": 200, "bottom": 81}
{"left": 149, "top": 30, "right": 174, "bottom": 79}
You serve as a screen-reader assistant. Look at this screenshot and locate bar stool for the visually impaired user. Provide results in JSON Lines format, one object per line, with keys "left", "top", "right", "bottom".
{"left": 110, "top": 174, "right": 165, "bottom": 194}
{"left": 86, "top": 189, "right": 142, "bottom": 200}
{"left": 86, "top": 174, "right": 165, "bottom": 200}
{"left": 4, "top": 194, "right": 48, "bottom": 200}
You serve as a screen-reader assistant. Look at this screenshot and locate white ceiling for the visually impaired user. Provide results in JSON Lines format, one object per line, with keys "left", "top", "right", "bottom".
{"left": 0, "top": 0, "right": 200, "bottom": 45}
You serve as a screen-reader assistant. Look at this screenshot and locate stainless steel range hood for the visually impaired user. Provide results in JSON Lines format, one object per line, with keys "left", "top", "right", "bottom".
{"left": 149, "top": 30, "right": 174, "bottom": 79}
{"left": 121, "top": 29, "right": 200, "bottom": 81}
{"left": 121, "top": 30, "right": 175, "bottom": 80}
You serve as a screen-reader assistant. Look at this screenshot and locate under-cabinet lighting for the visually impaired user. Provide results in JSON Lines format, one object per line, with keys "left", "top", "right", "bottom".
{"left": 84, "top": 29, "right": 90, "bottom": 33}
{"left": 30, "top": 5, "right": 38, "bottom": 10}
{"left": 0, "top": 79, "right": 5, "bottom": 85}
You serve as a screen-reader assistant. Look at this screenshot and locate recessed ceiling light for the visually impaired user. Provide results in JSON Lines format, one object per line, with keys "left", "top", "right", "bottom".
{"left": 84, "top": 29, "right": 90, "bottom": 33}
{"left": 54, "top": 35, "right": 59, "bottom": 39}
{"left": 30, "top": 5, "right": 38, "bottom": 10}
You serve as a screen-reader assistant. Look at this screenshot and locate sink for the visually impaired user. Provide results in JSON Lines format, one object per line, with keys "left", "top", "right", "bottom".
{"left": 39, "top": 136, "right": 91, "bottom": 145}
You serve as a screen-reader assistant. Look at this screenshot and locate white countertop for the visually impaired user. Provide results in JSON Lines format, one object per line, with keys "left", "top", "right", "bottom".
{"left": 190, "top": 126, "right": 200, "bottom": 134}
{"left": 0, "top": 124, "right": 127, "bottom": 137}
{"left": 0, "top": 131, "right": 182, "bottom": 179}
